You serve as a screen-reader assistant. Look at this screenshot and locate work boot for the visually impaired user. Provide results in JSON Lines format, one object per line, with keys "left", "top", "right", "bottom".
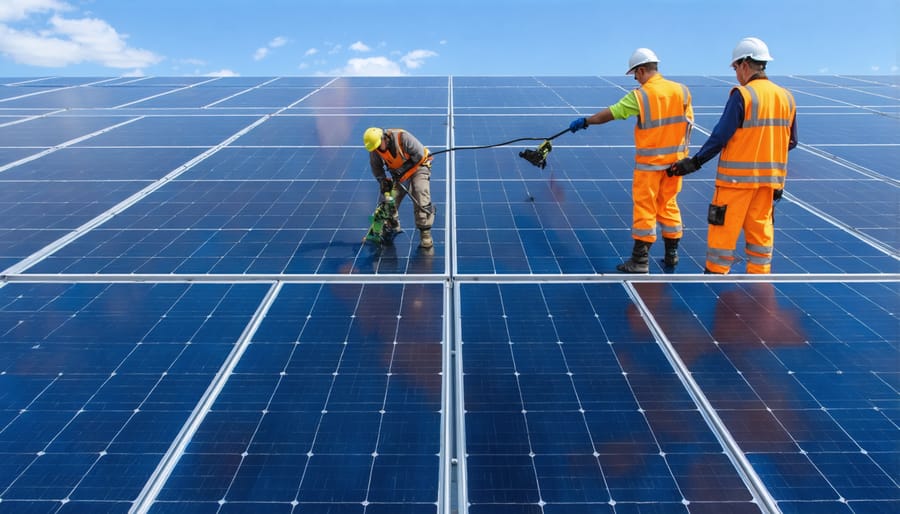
{"left": 390, "top": 214, "right": 402, "bottom": 233}
{"left": 663, "top": 238, "right": 680, "bottom": 268}
{"left": 419, "top": 228, "right": 433, "bottom": 249}
{"left": 617, "top": 241, "right": 651, "bottom": 273}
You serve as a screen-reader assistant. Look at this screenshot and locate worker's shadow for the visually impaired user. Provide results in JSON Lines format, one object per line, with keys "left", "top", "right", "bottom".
{"left": 408, "top": 245, "right": 436, "bottom": 274}
{"left": 353, "top": 241, "right": 402, "bottom": 274}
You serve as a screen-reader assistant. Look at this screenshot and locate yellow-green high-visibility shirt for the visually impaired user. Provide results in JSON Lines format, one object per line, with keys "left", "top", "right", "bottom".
{"left": 609, "top": 91, "right": 640, "bottom": 120}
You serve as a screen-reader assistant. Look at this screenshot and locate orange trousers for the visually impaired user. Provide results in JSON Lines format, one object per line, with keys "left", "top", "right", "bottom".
{"left": 706, "top": 186, "right": 775, "bottom": 274}
{"left": 631, "top": 170, "right": 683, "bottom": 243}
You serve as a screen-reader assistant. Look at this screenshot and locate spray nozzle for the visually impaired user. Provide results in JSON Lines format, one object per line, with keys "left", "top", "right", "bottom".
{"left": 519, "top": 140, "right": 553, "bottom": 169}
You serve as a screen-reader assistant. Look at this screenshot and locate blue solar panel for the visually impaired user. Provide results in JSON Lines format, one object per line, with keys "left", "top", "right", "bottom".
{"left": 149, "top": 282, "right": 444, "bottom": 513}
{"left": 127, "top": 86, "right": 266, "bottom": 109}
{"left": 233, "top": 114, "right": 448, "bottom": 147}
{"left": 0, "top": 76, "right": 896, "bottom": 514}
{"left": 212, "top": 87, "right": 319, "bottom": 108}
{"left": 633, "top": 281, "right": 899, "bottom": 513}
{"left": 23, "top": 177, "right": 447, "bottom": 275}
{"left": 0, "top": 115, "right": 136, "bottom": 146}
{"left": 0, "top": 147, "right": 207, "bottom": 181}
{"left": 71, "top": 115, "right": 261, "bottom": 147}
{"left": 460, "top": 282, "right": 764, "bottom": 513}
{"left": 0, "top": 282, "right": 270, "bottom": 513}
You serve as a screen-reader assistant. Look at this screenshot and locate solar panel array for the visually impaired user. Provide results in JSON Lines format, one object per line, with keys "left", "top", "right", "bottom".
{"left": 0, "top": 75, "right": 897, "bottom": 514}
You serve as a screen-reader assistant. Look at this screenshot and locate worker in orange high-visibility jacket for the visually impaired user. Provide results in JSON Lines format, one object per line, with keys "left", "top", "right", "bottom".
{"left": 364, "top": 127, "right": 435, "bottom": 248}
{"left": 570, "top": 48, "right": 694, "bottom": 273}
{"left": 669, "top": 37, "right": 797, "bottom": 274}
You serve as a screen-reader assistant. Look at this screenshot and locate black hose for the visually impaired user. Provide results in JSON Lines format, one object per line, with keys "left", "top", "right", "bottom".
{"left": 429, "top": 127, "right": 569, "bottom": 157}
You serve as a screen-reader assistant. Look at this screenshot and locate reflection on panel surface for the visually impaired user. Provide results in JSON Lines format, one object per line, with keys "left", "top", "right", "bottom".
{"left": 460, "top": 282, "right": 763, "bottom": 514}
{"left": 150, "top": 283, "right": 445, "bottom": 513}
{"left": 0, "top": 76, "right": 897, "bottom": 514}
{"left": 0, "top": 282, "right": 270, "bottom": 513}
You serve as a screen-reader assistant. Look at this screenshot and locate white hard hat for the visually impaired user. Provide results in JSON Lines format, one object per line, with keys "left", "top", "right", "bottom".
{"left": 731, "top": 37, "right": 774, "bottom": 64}
{"left": 626, "top": 48, "right": 659, "bottom": 75}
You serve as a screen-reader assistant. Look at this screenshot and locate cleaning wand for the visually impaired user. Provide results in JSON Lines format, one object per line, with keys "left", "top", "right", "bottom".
{"left": 429, "top": 126, "right": 569, "bottom": 170}
{"left": 518, "top": 127, "right": 569, "bottom": 169}
{"left": 519, "top": 139, "right": 553, "bottom": 169}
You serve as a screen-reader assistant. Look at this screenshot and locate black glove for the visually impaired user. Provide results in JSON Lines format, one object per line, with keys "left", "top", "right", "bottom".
{"left": 379, "top": 177, "right": 393, "bottom": 194}
{"left": 773, "top": 188, "right": 783, "bottom": 202}
{"left": 667, "top": 156, "right": 700, "bottom": 177}
{"left": 395, "top": 161, "right": 415, "bottom": 177}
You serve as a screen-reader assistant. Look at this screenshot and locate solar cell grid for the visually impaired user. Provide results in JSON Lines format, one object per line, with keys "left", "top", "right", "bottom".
{"left": 460, "top": 282, "right": 764, "bottom": 513}
{"left": 0, "top": 147, "right": 207, "bottom": 181}
{"left": 0, "top": 75, "right": 896, "bottom": 514}
{"left": 633, "top": 281, "right": 900, "bottom": 513}
{"left": 0, "top": 282, "right": 270, "bottom": 514}
{"left": 211, "top": 86, "right": 319, "bottom": 108}
{"left": 73, "top": 115, "right": 261, "bottom": 147}
{"left": 150, "top": 283, "right": 444, "bottom": 513}
{"left": 0, "top": 115, "right": 135, "bottom": 146}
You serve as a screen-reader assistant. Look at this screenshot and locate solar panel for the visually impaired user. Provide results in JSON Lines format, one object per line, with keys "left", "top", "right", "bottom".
{"left": 0, "top": 282, "right": 270, "bottom": 513}
{"left": 0, "top": 75, "right": 896, "bottom": 514}
{"left": 459, "top": 282, "right": 763, "bottom": 513}
{"left": 150, "top": 283, "right": 445, "bottom": 513}
{"left": 632, "top": 281, "right": 899, "bottom": 513}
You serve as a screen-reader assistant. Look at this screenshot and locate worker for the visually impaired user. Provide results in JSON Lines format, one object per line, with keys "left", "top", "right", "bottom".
{"left": 363, "top": 127, "right": 435, "bottom": 248}
{"left": 569, "top": 48, "right": 694, "bottom": 273}
{"left": 668, "top": 37, "right": 797, "bottom": 274}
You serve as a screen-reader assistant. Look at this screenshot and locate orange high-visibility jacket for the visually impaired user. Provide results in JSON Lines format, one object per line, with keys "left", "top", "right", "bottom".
{"left": 633, "top": 75, "right": 694, "bottom": 171}
{"left": 376, "top": 129, "right": 432, "bottom": 182}
{"left": 716, "top": 79, "right": 796, "bottom": 188}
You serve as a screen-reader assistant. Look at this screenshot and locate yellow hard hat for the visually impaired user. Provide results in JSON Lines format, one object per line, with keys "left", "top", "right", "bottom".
{"left": 363, "top": 127, "right": 383, "bottom": 152}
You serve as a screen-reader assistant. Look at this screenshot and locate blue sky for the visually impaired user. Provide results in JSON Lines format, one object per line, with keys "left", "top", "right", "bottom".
{"left": 0, "top": 0, "right": 897, "bottom": 77}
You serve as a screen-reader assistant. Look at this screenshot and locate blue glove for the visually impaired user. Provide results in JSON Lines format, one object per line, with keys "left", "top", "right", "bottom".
{"left": 569, "top": 117, "right": 588, "bottom": 133}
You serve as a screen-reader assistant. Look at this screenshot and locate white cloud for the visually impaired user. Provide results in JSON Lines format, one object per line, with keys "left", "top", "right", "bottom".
{"left": 328, "top": 43, "right": 342, "bottom": 55}
{"left": 401, "top": 49, "right": 438, "bottom": 69}
{"left": 350, "top": 40, "right": 370, "bottom": 52}
{"left": 206, "top": 69, "right": 239, "bottom": 77}
{"left": 304, "top": 48, "right": 318, "bottom": 57}
{"left": 0, "top": 6, "right": 161, "bottom": 69}
{"left": 335, "top": 56, "right": 404, "bottom": 76}
{"left": 49, "top": 15, "right": 160, "bottom": 68}
{"left": 439, "top": 40, "right": 447, "bottom": 45}
{"left": 892, "top": 65, "right": 899, "bottom": 72}
{"left": 0, "top": 14, "right": 160, "bottom": 68}
{"left": 870, "top": 65, "right": 881, "bottom": 72}
{"left": 0, "top": 0, "right": 69, "bottom": 22}
{"left": 254, "top": 36, "right": 288, "bottom": 61}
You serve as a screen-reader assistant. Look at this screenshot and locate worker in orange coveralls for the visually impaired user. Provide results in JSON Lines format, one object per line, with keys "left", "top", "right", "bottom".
{"left": 569, "top": 47, "right": 694, "bottom": 273}
{"left": 669, "top": 37, "right": 797, "bottom": 274}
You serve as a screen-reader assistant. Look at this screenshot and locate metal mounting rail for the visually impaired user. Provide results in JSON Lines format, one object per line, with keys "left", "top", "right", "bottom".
{"left": 129, "top": 281, "right": 283, "bottom": 514}
{"left": 624, "top": 282, "right": 782, "bottom": 514}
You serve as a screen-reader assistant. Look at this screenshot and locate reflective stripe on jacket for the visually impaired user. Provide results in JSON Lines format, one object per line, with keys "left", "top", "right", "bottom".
{"left": 633, "top": 75, "right": 694, "bottom": 171}
{"left": 716, "top": 79, "right": 796, "bottom": 188}
{"left": 376, "top": 129, "right": 432, "bottom": 182}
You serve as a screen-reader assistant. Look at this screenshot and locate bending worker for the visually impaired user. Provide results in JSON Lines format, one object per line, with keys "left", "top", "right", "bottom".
{"left": 669, "top": 37, "right": 797, "bottom": 274}
{"left": 364, "top": 127, "right": 435, "bottom": 248}
{"left": 570, "top": 48, "right": 693, "bottom": 273}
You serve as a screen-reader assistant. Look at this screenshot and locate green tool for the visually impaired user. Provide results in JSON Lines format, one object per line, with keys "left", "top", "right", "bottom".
{"left": 363, "top": 192, "right": 402, "bottom": 246}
